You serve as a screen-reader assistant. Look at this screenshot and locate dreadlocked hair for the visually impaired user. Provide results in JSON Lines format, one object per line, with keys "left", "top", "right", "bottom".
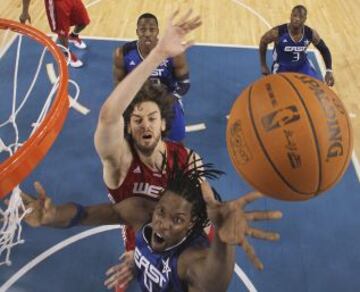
{"left": 164, "top": 151, "right": 224, "bottom": 237}
{"left": 123, "top": 80, "right": 175, "bottom": 139}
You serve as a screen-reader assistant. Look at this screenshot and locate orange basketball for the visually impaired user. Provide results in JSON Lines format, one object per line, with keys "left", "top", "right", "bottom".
{"left": 226, "top": 73, "right": 353, "bottom": 201}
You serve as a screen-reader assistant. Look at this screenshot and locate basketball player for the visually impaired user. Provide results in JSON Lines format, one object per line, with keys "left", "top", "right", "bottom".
{"left": 113, "top": 13, "right": 190, "bottom": 142}
{"left": 95, "top": 10, "right": 203, "bottom": 260}
{"left": 19, "top": 164, "right": 282, "bottom": 291}
{"left": 20, "top": 0, "right": 90, "bottom": 68}
{"left": 259, "top": 5, "right": 335, "bottom": 86}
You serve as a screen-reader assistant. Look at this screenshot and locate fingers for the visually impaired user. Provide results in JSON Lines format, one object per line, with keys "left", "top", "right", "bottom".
{"left": 34, "top": 181, "right": 47, "bottom": 202}
{"left": 246, "top": 227, "right": 280, "bottom": 241}
{"left": 241, "top": 239, "right": 264, "bottom": 271}
{"left": 20, "top": 191, "right": 36, "bottom": 205}
{"left": 238, "top": 191, "right": 263, "bottom": 208}
{"left": 172, "top": 9, "right": 201, "bottom": 34}
{"left": 245, "top": 210, "right": 283, "bottom": 221}
{"left": 105, "top": 264, "right": 133, "bottom": 289}
{"left": 169, "top": 9, "right": 180, "bottom": 24}
{"left": 201, "top": 182, "right": 220, "bottom": 208}
{"left": 44, "top": 197, "right": 53, "bottom": 211}
{"left": 174, "top": 8, "right": 193, "bottom": 26}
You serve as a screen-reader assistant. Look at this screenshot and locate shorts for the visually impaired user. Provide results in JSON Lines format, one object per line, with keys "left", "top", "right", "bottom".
{"left": 272, "top": 59, "right": 321, "bottom": 80}
{"left": 44, "top": 0, "right": 90, "bottom": 37}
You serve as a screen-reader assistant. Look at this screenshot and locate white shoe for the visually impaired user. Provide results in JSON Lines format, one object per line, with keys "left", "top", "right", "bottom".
{"left": 68, "top": 34, "right": 87, "bottom": 49}
{"left": 68, "top": 52, "right": 84, "bottom": 68}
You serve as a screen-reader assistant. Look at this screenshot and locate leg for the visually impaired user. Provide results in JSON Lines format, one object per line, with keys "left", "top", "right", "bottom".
{"left": 46, "top": 0, "right": 83, "bottom": 68}
{"left": 68, "top": 0, "right": 90, "bottom": 49}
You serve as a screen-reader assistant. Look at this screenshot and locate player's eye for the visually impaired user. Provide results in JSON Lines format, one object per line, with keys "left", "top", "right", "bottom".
{"left": 174, "top": 217, "right": 184, "bottom": 224}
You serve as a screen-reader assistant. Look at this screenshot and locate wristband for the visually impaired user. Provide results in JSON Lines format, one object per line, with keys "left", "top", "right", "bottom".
{"left": 65, "top": 203, "right": 86, "bottom": 228}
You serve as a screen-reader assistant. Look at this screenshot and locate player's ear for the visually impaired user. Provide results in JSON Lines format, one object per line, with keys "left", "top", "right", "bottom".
{"left": 161, "top": 118, "right": 166, "bottom": 132}
{"left": 127, "top": 123, "right": 132, "bottom": 135}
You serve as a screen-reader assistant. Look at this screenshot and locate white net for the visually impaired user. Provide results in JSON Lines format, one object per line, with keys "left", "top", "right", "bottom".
{"left": 0, "top": 26, "right": 81, "bottom": 266}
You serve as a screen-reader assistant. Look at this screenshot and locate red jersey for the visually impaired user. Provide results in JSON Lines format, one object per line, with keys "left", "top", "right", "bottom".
{"left": 107, "top": 141, "right": 188, "bottom": 250}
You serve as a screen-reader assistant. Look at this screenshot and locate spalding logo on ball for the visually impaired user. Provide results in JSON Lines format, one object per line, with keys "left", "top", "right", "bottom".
{"left": 226, "top": 73, "right": 353, "bottom": 201}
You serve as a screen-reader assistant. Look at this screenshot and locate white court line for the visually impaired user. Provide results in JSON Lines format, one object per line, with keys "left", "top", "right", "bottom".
{"left": 234, "top": 263, "right": 258, "bottom": 292}
{"left": 231, "top": 0, "right": 272, "bottom": 29}
{"left": 0, "top": 34, "right": 18, "bottom": 60}
{"left": 75, "top": 35, "right": 328, "bottom": 55}
{"left": 185, "top": 123, "right": 206, "bottom": 132}
{"left": 352, "top": 152, "right": 360, "bottom": 183}
{"left": 0, "top": 225, "right": 121, "bottom": 292}
{"left": 85, "top": 0, "right": 104, "bottom": 9}
{"left": 46, "top": 63, "right": 90, "bottom": 115}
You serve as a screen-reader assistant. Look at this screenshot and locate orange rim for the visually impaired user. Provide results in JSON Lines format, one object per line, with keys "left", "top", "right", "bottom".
{"left": 0, "top": 19, "right": 69, "bottom": 198}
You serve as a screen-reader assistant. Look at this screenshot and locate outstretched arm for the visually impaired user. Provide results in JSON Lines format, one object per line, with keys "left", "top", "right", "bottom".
{"left": 312, "top": 29, "right": 334, "bottom": 86}
{"left": 183, "top": 184, "right": 282, "bottom": 292}
{"left": 259, "top": 27, "right": 278, "bottom": 75}
{"left": 94, "top": 10, "right": 202, "bottom": 187}
{"left": 19, "top": 182, "right": 154, "bottom": 230}
{"left": 20, "top": 0, "right": 32, "bottom": 24}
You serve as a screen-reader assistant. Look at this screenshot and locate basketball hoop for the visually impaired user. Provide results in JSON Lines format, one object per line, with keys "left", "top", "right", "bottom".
{"left": 0, "top": 19, "right": 69, "bottom": 197}
{"left": 0, "top": 18, "right": 69, "bottom": 265}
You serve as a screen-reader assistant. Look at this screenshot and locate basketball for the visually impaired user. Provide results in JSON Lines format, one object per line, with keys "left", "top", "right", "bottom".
{"left": 226, "top": 73, "right": 353, "bottom": 201}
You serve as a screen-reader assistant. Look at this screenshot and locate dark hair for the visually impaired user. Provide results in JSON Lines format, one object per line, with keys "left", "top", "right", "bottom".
{"left": 165, "top": 152, "right": 224, "bottom": 236}
{"left": 123, "top": 80, "right": 174, "bottom": 139}
{"left": 137, "top": 13, "right": 158, "bottom": 26}
{"left": 292, "top": 5, "right": 307, "bottom": 15}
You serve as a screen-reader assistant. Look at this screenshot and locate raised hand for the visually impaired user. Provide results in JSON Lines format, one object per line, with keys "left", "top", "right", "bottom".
{"left": 201, "top": 183, "right": 282, "bottom": 270}
{"left": 155, "top": 9, "right": 202, "bottom": 59}
{"left": 20, "top": 182, "right": 56, "bottom": 227}
{"left": 104, "top": 250, "right": 135, "bottom": 290}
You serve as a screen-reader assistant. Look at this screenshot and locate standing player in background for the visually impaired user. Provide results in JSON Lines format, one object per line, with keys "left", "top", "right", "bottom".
{"left": 259, "top": 5, "right": 335, "bottom": 86}
{"left": 113, "top": 13, "right": 191, "bottom": 142}
{"left": 20, "top": 0, "right": 90, "bottom": 68}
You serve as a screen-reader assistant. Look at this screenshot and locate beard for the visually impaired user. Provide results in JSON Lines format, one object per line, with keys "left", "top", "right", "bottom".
{"left": 133, "top": 133, "right": 162, "bottom": 157}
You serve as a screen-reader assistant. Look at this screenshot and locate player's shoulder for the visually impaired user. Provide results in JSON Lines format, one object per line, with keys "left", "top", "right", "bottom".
{"left": 304, "top": 25, "right": 314, "bottom": 40}
{"left": 277, "top": 23, "right": 288, "bottom": 36}
{"left": 122, "top": 40, "right": 137, "bottom": 56}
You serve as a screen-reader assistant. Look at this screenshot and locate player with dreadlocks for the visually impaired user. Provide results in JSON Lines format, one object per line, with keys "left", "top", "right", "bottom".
{"left": 19, "top": 157, "right": 282, "bottom": 292}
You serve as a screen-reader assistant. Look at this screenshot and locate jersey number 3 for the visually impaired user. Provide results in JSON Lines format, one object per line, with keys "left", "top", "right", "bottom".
{"left": 292, "top": 52, "right": 300, "bottom": 62}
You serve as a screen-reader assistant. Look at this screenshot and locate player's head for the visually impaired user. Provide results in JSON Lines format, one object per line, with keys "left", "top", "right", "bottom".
{"left": 123, "top": 81, "right": 173, "bottom": 155}
{"left": 290, "top": 5, "right": 307, "bottom": 29}
{"left": 136, "top": 13, "right": 159, "bottom": 50}
{"left": 150, "top": 156, "right": 223, "bottom": 252}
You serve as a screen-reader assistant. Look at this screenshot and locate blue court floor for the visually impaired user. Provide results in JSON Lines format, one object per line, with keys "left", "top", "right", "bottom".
{"left": 0, "top": 37, "right": 359, "bottom": 292}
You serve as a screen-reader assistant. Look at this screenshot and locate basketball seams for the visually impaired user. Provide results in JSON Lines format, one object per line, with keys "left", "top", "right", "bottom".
{"left": 248, "top": 82, "right": 313, "bottom": 196}
{"left": 278, "top": 74, "right": 322, "bottom": 194}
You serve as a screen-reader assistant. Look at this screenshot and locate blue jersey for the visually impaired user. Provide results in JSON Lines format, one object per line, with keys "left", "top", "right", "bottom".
{"left": 134, "top": 224, "right": 209, "bottom": 292}
{"left": 122, "top": 41, "right": 186, "bottom": 142}
{"left": 273, "top": 24, "right": 313, "bottom": 67}
{"left": 272, "top": 24, "right": 319, "bottom": 79}
{"left": 123, "top": 41, "right": 178, "bottom": 92}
